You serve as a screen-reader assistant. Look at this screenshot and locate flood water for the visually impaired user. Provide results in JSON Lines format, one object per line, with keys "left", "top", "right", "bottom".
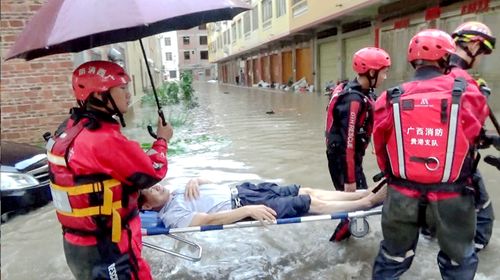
{"left": 1, "top": 82, "right": 499, "bottom": 279}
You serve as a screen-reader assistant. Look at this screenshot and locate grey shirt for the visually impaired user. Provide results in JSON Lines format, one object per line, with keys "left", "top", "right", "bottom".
{"left": 159, "top": 183, "right": 232, "bottom": 228}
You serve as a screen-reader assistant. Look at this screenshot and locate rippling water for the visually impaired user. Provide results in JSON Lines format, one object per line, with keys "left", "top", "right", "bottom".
{"left": 1, "top": 82, "right": 499, "bottom": 279}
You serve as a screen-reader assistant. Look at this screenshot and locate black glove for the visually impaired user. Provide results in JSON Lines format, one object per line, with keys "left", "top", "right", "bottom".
{"left": 484, "top": 156, "right": 500, "bottom": 171}
{"left": 479, "top": 132, "right": 500, "bottom": 150}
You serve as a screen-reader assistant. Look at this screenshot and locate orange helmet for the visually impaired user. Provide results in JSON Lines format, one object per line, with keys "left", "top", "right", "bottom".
{"left": 452, "top": 21, "right": 496, "bottom": 54}
{"left": 72, "top": 61, "right": 130, "bottom": 101}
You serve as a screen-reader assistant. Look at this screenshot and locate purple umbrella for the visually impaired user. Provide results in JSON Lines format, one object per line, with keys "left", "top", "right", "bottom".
{"left": 6, "top": 0, "right": 250, "bottom": 128}
{"left": 6, "top": 0, "right": 250, "bottom": 60}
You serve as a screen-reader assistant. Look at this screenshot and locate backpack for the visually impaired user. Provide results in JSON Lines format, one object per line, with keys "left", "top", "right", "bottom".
{"left": 384, "top": 77, "right": 473, "bottom": 183}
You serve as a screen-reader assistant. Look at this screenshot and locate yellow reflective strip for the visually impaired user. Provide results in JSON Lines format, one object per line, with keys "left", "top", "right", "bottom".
{"left": 51, "top": 182, "right": 100, "bottom": 195}
{"left": 101, "top": 186, "right": 113, "bottom": 215}
{"left": 56, "top": 201, "right": 122, "bottom": 218}
{"left": 50, "top": 179, "right": 120, "bottom": 196}
{"left": 47, "top": 152, "right": 67, "bottom": 167}
{"left": 483, "top": 40, "right": 493, "bottom": 50}
{"left": 111, "top": 209, "right": 121, "bottom": 243}
{"left": 102, "top": 179, "right": 121, "bottom": 188}
{"left": 461, "top": 34, "right": 493, "bottom": 50}
{"left": 57, "top": 206, "right": 100, "bottom": 217}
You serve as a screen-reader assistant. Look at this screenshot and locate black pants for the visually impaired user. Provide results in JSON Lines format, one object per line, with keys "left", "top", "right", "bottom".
{"left": 326, "top": 150, "right": 367, "bottom": 191}
{"left": 373, "top": 186, "right": 478, "bottom": 279}
{"left": 63, "top": 238, "right": 132, "bottom": 280}
{"left": 473, "top": 170, "right": 494, "bottom": 250}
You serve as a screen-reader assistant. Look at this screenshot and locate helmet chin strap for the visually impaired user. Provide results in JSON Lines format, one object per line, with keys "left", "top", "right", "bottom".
{"left": 85, "top": 92, "right": 126, "bottom": 127}
{"left": 366, "top": 70, "right": 379, "bottom": 90}
{"left": 105, "top": 93, "right": 126, "bottom": 127}
{"left": 438, "top": 57, "right": 452, "bottom": 74}
{"left": 459, "top": 42, "right": 481, "bottom": 70}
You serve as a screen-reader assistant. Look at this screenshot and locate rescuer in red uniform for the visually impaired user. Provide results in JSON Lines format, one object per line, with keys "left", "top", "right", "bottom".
{"left": 325, "top": 47, "right": 391, "bottom": 241}
{"left": 448, "top": 21, "right": 497, "bottom": 252}
{"left": 372, "top": 29, "right": 488, "bottom": 279}
{"left": 47, "top": 61, "right": 173, "bottom": 280}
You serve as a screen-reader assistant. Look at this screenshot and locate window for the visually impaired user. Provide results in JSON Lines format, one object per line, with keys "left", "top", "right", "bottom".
{"left": 184, "top": 51, "right": 190, "bottom": 60}
{"left": 261, "top": 0, "right": 272, "bottom": 29}
{"left": 164, "top": 37, "right": 171, "bottom": 46}
{"left": 237, "top": 19, "right": 242, "bottom": 39}
{"left": 165, "top": 52, "right": 172, "bottom": 61}
{"left": 292, "top": 0, "right": 308, "bottom": 17}
{"left": 243, "top": 12, "right": 251, "bottom": 35}
{"left": 252, "top": 7, "right": 259, "bottom": 31}
{"left": 199, "top": 36, "right": 208, "bottom": 45}
{"left": 199, "top": 24, "right": 207, "bottom": 30}
{"left": 169, "top": 70, "right": 177, "bottom": 79}
{"left": 200, "top": 51, "right": 209, "bottom": 60}
{"left": 223, "top": 30, "right": 229, "bottom": 45}
{"left": 231, "top": 23, "right": 236, "bottom": 42}
{"left": 183, "top": 36, "right": 190, "bottom": 45}
{"left": 276, "top": 0, "right": 287, "bottom": 18}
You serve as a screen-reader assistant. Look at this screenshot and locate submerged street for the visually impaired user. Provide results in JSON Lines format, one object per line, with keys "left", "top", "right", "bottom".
{"left": 1, "top": 82, "right": 499, "bottom": 279}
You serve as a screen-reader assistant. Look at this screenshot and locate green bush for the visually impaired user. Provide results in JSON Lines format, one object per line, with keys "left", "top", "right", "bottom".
{"left": 141, "top": 71, "right": 198, "bottom": 109}
{"left": 135, "top": 110, "right": 192, "bottom": 129}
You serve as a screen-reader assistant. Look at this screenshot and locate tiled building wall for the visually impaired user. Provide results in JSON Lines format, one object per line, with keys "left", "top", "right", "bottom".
{"left": 1, "top": 1, "right": 74, "bottom": 144}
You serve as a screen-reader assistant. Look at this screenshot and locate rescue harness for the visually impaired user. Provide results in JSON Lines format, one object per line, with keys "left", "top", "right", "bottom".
{"left": 325, "top": 82, "right": 373, "bottom": 151}
{"left": 47, "top": 117, "right": 132, "bottom": 243}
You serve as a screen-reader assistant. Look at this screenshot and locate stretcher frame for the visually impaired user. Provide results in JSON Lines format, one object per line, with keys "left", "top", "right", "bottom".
{"left": 141, "top": 208, "right": 382, "bottom": 262}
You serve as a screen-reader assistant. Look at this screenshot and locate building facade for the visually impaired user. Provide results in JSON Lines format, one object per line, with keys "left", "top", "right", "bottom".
{"left": 160, "top": 31, "right": 180, "bottom": 81}
{"left": 178, "top": 25, "right": 215, "bottom": 81}
{"left": 1, "top": 0, "right": 164, "bottom": 143}
{"left": 208, "top": 0, "right": 500, "bottom": 110}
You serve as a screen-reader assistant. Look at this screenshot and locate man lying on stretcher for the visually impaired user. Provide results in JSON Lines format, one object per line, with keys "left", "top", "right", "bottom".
{"left": 138, "top": 178, "right": 387, "bottom": 228}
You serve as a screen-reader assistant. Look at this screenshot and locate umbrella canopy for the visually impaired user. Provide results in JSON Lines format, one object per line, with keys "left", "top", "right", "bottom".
{"left": 6, "top": 0, "right": 250, "bottom": 61}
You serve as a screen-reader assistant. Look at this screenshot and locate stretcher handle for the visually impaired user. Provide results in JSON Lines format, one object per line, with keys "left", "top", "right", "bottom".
{"left": 143, "top": 233, "right": 202, "bottom": 262}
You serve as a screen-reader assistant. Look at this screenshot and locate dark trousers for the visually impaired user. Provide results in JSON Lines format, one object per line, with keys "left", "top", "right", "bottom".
{"left": 473, "top": 170, "right": 494, "bottom": 251}
{"left": 372, "top": 186, "right": 478, "bottom": 280}
{"left": 63, "top": 238, "right": 133, "bottom": 280}
{"left": 326, "top": 150, "right": 367, "bottom": 191}
{"left": 236, "top": 182, "right": 311, "bottom": 218}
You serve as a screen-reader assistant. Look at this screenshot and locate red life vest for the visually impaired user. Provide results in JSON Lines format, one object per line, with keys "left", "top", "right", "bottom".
{"left": 47, "top": 119, "right": 133, "bottom": 243}
{"left": 325, "top": 82, "right": 373, "bottom": 149}
{"left": 383, "top": 76, "right": 474, "bottom": 183}
{"left": 325, "top": 83, "right": 346, "bottom": 143}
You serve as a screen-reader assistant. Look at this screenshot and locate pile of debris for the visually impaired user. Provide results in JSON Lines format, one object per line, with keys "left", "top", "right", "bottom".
{"left": 252, "top": 77, "right": 314, "bottom": 93}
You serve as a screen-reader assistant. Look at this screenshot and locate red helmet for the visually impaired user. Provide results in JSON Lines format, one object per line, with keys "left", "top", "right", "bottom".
{"left": 452, "top": 21, "right": 496, "bottom": 54}
{"left": 352, "top": 47, "right": 391, "bottom": 74}
{"left": 407, "top": 29, "right": 456, "bottom": 62}
{"left": 72, "top": 61, "right": 130, "bottom": 101}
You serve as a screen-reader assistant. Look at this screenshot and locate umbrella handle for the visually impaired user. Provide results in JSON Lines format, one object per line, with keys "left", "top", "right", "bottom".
{"left": 147, "top": 125, "right": 157, "bottom": 139}
{"left": 159, "top": 110, "right": 167, "bottom": 126}
{"left": 147, "top": 111, "right": 167, "bottom": 139}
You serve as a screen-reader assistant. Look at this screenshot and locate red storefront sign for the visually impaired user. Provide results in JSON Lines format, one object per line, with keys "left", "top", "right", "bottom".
{"left": 425, "top": 6, "right": 441, "bottom": 21}
{"left": 394, "top": 18, "right": 410, "bottom": 29}
{"left": 461, "top": 0, "right": 490, "bottom": 15}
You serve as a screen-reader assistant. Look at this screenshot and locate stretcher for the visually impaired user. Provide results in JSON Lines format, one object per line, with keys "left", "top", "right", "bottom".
{"left": 140, "top": 207, "right": 382, "bottom": 262}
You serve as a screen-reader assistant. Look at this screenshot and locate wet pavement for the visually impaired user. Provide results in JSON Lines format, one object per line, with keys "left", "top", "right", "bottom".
{"left": 1, "top": 82, "right": 499, "bottom": 279}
